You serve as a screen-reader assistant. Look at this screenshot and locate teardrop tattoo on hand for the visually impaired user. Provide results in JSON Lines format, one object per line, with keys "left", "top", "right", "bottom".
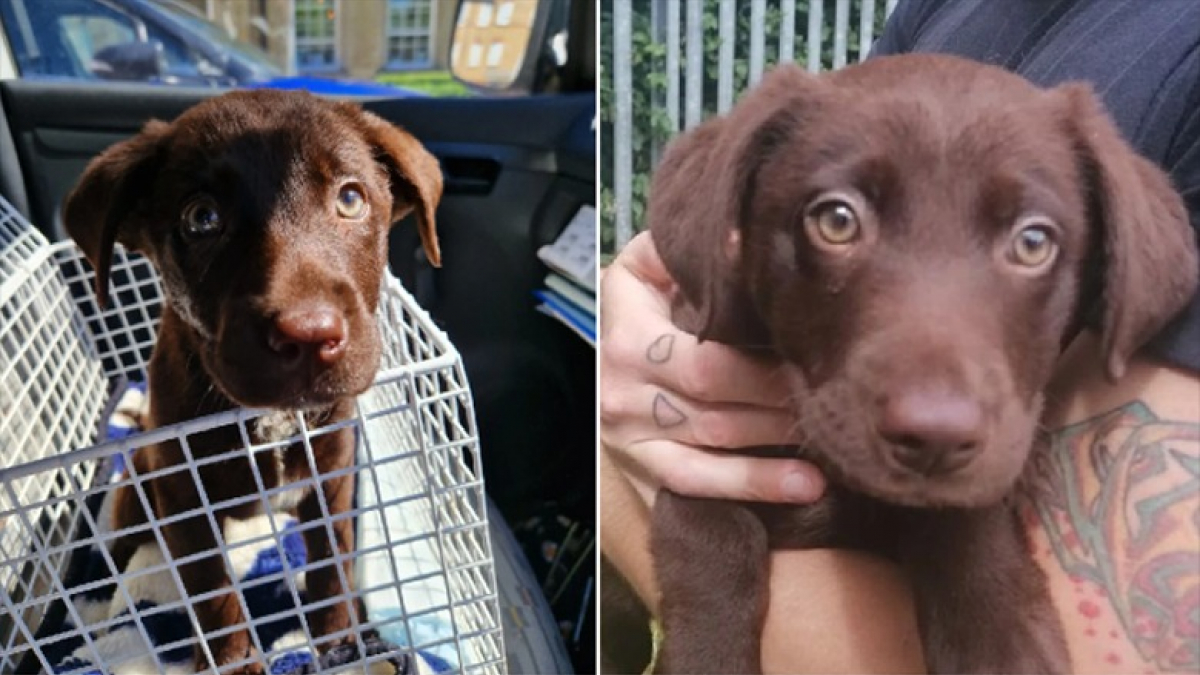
{"left": 653, "top": 393, "right": 687, "bottom": 429}
{"left": 646, "top": 333, "right": 687, "bottom": 428}
{"left": 646, "top": 333, "right": 675, "bottom": 364}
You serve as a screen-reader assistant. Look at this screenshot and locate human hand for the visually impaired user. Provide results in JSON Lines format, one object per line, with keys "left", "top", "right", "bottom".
{"left": 599, "top": 232, "right": 826, "bottom": 506}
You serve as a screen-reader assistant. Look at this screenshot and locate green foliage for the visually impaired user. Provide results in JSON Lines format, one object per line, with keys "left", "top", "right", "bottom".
{"left": 600, "top": 0, "right": 890, "bottom": 254}
{"left": 376, "top": 70, "right": 471, "bottom": 97}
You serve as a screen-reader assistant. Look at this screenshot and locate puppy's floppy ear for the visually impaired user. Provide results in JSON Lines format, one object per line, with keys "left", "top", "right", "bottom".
{"left": 648, "top": 64, "right": 827, "bottom": 342}
{"left": 64, "top": 119, "right": 169, "bottom": 307}
{"left": 345, "top": 106, "right": 443, "bottom": 268}
{"left": 1059, "top": 84, "right": 1199, "bottom": 380}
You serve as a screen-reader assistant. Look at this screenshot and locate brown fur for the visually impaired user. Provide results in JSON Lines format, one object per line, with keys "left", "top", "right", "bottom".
{"left": 64, "top": 89, "right": 442, "bottom": 674}
{"left": 642, "top": 54, "right": 1198, "bottom": 673}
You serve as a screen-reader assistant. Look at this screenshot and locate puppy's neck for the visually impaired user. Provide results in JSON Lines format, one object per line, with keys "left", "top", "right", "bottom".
{"left": 146, "top": 307, "right": 234, "bottom": 428}
{"left": 252, "top": 406, "right": 342, "bottom": 445}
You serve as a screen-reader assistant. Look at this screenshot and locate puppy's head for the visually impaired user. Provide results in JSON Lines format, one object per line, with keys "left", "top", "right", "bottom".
{"left": 650, "top": 54, "right": 1197, "bottom": 507}
{"left": 64, "top": 89, "right": 443, "bottom": 409}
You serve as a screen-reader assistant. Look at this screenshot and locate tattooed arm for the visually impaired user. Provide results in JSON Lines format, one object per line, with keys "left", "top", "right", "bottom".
{"left": 600, "top": 233, "right": 1200, "bottom": 673}
{"left": 1030, "top": 332, "right": 1200, "bottom": 674}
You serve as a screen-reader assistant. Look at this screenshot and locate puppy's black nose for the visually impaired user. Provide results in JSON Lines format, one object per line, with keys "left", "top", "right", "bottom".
{"left": 267, "top": 305, "right": 348, "bottom": 365}
{"left": 878, "top": 390, "right": 983, "bottom": 475}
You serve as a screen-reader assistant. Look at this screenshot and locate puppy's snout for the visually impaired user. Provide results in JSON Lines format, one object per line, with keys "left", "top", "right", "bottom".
{"left": 878, "top": 390, "right": 983, "bottom": 475}
{"left": 267, "top": 305, "right": 348, "bottom": 365}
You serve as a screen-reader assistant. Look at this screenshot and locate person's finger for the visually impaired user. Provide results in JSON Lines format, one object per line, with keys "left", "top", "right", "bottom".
{"left": 612, "top": 438, "right": 827, "bottom": 505}
{"left": 602, "top": 319, "right": 793, "bottom": 410}
{"left": 600, "top": 382, "right": 799, "bottom": 450}
{"left": 600, "top": 260, "right": 791, "bottom": 408}
{"left": 611, "top": 231, "right": 675, "bottom": 290}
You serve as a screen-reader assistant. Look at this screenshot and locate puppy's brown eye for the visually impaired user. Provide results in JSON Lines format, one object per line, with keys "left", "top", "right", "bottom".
{"left": 336, "top": 184, "right": 367, "bottom": 220}
{"left": 805, "top": 200, "right": 861, "bottom": 247}
{"left": 181, "top": 199, "right": 222, "bottom": 239}
{"left": 1009, "top": 222, "right": 1058, "bottom": 269}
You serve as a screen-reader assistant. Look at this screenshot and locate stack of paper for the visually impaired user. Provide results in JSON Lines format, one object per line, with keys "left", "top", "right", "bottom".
{"left": 535, "top": 206, "right": 596, "bottom": 346}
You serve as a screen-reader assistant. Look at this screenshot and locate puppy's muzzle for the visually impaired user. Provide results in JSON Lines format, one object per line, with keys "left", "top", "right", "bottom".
{"left": 877, "top": 387, "right": 984, "bottom": 476}
{"left": 267, "top": 303, "right": 350, "bottom": 367}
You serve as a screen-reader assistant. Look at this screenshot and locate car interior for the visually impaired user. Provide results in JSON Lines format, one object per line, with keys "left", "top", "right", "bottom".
{"left": 0, "top": 0, "right": 596, "bottom": 670}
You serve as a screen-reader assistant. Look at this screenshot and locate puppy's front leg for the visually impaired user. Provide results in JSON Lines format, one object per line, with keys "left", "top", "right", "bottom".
{"left": 154, "top": 483, "right": 261, "bottom": 674}
{"left": 296, "top": 429, "right": 361, "bottom": 652}
{"left": 903, "top": 505, "right": 1069, "bottom": 674}
{"left": 652, "top": 492, "right": 770, "bottom": 674}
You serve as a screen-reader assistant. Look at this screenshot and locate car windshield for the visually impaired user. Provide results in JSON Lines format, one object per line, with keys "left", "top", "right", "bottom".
{"left": 147, "top": 0, "right": 280, "bottom": 78}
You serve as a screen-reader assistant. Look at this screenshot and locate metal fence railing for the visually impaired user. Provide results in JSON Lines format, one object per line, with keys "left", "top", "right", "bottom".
{"left": 601, "top": 0, "right": 898, "bottom": 254}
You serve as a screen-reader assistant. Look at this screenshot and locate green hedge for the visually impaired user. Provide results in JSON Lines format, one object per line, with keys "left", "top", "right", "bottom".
{"left": 599, "top": 0, "right": 888, "bottom": 256}
{"left": 375, "top": 70, "right": 471, "bottom": 97}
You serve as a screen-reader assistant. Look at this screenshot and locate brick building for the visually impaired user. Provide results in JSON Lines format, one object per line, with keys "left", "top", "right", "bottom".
{"left": 186, "top": 0, "right": 459, "bottom": 79}
{"left": 451, "top": 0, "right": 536, "bottom": 87}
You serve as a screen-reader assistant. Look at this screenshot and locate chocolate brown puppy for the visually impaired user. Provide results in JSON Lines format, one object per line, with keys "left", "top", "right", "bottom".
{"left": 646, "top": 54, "right": 1197, "bottom": 673}
{"left": 64, "top": 89, "right": 442, "bottom": 674}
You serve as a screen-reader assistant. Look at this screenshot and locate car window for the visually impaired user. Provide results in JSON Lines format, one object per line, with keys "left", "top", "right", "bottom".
{"left": 0, "top": 0, "right": 140, "bottom": 80}
{"left": 58, "top": 12, "right": 138, "bottom": 76}
{"left": 141, "top": 19, "right": 220, "bottom": 81}
{"left": 0, "top": 0, "right": 589, "bottom": 98}
{"left": 148, "top": 0, "right": 278, "bottom": 77}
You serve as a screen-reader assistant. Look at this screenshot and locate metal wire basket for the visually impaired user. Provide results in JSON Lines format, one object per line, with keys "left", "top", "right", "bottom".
{"left": 0, "top": 198, "right": 505, "bottom": 674}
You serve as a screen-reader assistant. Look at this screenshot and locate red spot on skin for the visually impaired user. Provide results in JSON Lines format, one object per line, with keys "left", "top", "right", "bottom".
{"left": 1105, "top": 653, "right": 1121, "bottom": 665}
{"left": 1086, "top": 628, "right": 1096, "bottom": 637}
{"left": 1069, "top": 574, "right": 1083, "bottom": 584}
{"left": 1063, "top": 532, "right": 1080, "bottom": 549}
{"left": 1021, "top": 509, "right": 1039, "bottom": 529}
{"left": 1094, "top": 586, "right": 1107, "bottom": 597}
{"left": 1110, "top": 630, "right": 1119, "bottom": 639}
{"left": 1080, "top": 600, "right": 1102, "bottom": 619}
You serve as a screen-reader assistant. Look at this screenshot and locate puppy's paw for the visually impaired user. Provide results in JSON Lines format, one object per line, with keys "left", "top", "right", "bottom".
{"left": 195, "top": 634, "right": 264, "bottom": 675}
{"left": 306, "top": 602, "right": 358, "bottom": 653}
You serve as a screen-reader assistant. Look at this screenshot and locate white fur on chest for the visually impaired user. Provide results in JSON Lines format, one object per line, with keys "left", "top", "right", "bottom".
{"left": 254, "top": 411, "right": 312, "bottom": 512}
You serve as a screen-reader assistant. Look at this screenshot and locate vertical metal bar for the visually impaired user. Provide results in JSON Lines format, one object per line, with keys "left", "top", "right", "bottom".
{"left": 807, "top": 0, "right": 824, "bottom": 72}
{"left": 685, "top": 0, "right": 704, "bottom": 128}
{"left": 780, "top": 0, "right": 796, "bottom": 64}
{"left": 859, "top": 0, "right": 877, "bottom": 61}
{"left": 749, "top": 0, "right": 766, "bottom": 85}
{"left": 666, "top": 0, "right": 680, "bottom": 133}
{"left": 614, "top": 0, "right": 633, "bottom": 249}
{"left": 650, "top": 0, "right": 666, "bottom": 167}
{"left": 285, "top": 0, "right": 297, "bottom": 76}
{"left": 718, "top": 0, "right": 735, "bottom": 112}
{"left": 833, "top": 0, "right": 850, "bottom": 69}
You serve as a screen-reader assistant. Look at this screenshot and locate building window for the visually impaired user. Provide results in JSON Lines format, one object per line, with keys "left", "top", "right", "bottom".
{"left": 294, "top": 0, "right": 337, "bottom": 71}
{"left": 486, "top": 42, "right": 503, "bottom": 67}
{"left": 386, "top": 0, "right": 434, "bottom": 69}
{"left": 475, "top": 3, "right": 492, "bottom": 27}
{"left": 496, "top": 2, "right": 514, "bottom": 26}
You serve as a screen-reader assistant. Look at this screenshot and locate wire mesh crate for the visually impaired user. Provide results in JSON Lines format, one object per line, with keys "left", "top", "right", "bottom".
{"left": 0, "top": 198, "right": 505, "bottom": 674}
